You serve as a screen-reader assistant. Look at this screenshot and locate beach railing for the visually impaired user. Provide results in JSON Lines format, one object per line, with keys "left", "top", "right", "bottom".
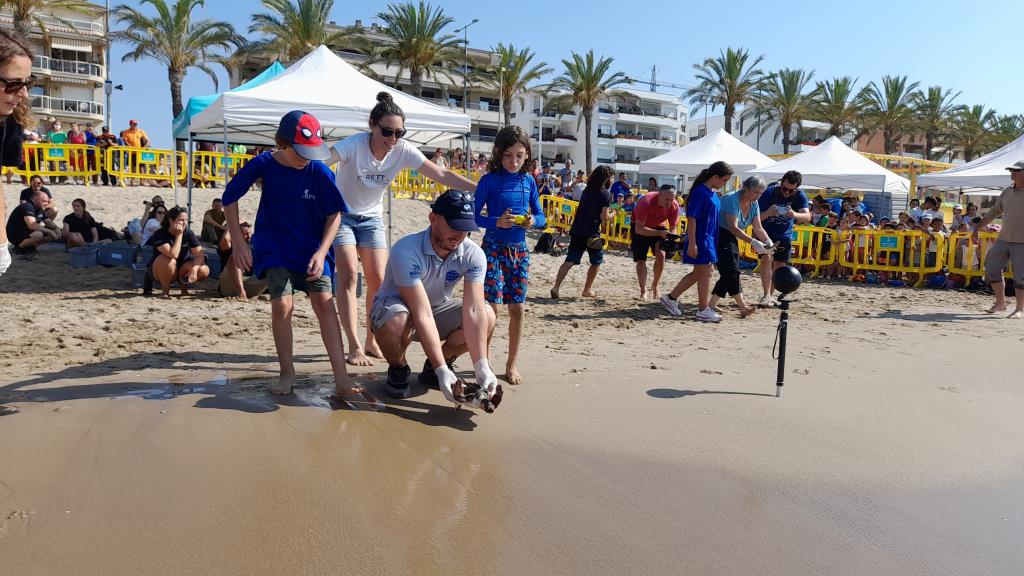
{"left": 13, "top": 143, "right": 101, "bottom": 184}
{"left": 390, "top": 168, "right": 480, "bottom": 200}
{"left": 837, "top": 229, "right": 944, "bottom": 287}
{"left": 187, "top": 151, "right": 254, "bottom": 187}
{"left": 106, "top": 147, "right": 182, "bottom": 187}
{"left": 739, "top": 226, "right": 839, "bottom": 277}
{"left": 945, "top": 231, "right": 1013, "bottom": 283}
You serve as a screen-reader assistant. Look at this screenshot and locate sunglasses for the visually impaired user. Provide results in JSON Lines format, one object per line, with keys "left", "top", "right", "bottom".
{"left": 446, "top": 190, "right": 474, "bottom": 203}
{"left": 378, "top": 126, "right": 407, "bottom": 139}
{"left": 0, "top": 75, "right": 37, "bottom": 94}
{"left": 156, "top": 210, "right": 166, "bottom": 215}
{"left": 780, "top": 184, "right": 799, "bottom": 193}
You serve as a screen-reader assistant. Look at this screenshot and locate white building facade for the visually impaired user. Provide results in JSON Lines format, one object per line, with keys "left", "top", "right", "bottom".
{"left": 686, "top": 113, "right": 846, "bottom": 156}
{"left": 512, "top": 88, "right": 687, "bottom": 186}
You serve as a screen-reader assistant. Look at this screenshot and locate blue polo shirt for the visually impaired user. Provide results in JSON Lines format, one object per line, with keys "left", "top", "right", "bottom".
{"left": 610, "top": 180, "right": 631, "bottom": 199}
{"left": 758, "top": 183, "right": 809, "bottom": 241}
{"left": 222, "top": 152, "right": 346, "bottom": 280}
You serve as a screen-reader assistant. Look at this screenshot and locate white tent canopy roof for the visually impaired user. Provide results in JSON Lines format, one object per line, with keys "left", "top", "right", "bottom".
{"left": 917, "top": 133, "right": 1024, "bottom": 190}
{"left": 188, "top": 45, "right": 470, "bottom": 145}
{"left": 638, "top": 129, "right": 775, "bottom": 176}
{"left": 749, "top": 136, "right": 909, "bottom": 193}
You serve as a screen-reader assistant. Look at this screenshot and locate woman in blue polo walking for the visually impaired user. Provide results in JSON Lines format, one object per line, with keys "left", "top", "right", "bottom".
{"left": 474, "top": 126, "right": 547, "bottom": 385}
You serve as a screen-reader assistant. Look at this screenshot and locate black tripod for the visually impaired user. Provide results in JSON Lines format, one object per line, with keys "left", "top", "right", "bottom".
{"left": 773, "top": 297, "right": 791, "bottom": 398}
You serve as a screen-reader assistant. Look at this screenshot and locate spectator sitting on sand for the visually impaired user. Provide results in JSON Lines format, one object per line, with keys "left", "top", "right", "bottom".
{"left": 19, "top": 175, "right": 51, "bottom": 205}
{"left": 144, "top": 206, "right": 208, "bottom": 298}
{"left": 201, "top": 198, "right": 228, "bottom": 244}
{"left": 140, "top": 203, "right": 166, "bottom": 246}
{"left": 5, "top": 189, "right": 59, "bottom": 259}
{"left": 63, "top": 198, "right": 103, "bottom": 248}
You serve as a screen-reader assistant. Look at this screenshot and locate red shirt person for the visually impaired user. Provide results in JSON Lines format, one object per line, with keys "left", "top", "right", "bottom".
{"left": 631, "top": 185, "right": 680, "bottom": 300}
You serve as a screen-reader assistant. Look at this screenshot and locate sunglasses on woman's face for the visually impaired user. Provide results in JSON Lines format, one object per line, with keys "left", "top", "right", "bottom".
{"left": 156, "top": 210, "right": 166, "bottom": 215}
{"left": 378, "top": 126, "right": 407, "bottom": 139}
{"left": 0, "top": 75, "right": 37, "bottom": 94}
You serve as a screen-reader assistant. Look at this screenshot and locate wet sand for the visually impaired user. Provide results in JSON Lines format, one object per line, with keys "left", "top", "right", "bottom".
{"left": 2, "top": 184, "right": 1023, "bottom": 575}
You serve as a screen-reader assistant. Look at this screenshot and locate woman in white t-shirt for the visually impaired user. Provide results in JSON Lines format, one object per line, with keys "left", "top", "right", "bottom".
{"left": 328, "top": 91, "right": 477, "bottom": 366}
{"left": 141, "top": 204, "right": 166, "bottom": 246}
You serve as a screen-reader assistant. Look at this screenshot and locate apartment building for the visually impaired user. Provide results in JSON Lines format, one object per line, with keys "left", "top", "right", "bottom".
{"left": 0, "top": 6, "right": 108, "bottom": 133}
{"left": 512, "top": 87, "right": 687, "bottom": 183}
{"left": 232, "top": 19, "right": 503, "bottom": 155}
{"left": 686, "top": 113, "right": 839, "bottom": 156}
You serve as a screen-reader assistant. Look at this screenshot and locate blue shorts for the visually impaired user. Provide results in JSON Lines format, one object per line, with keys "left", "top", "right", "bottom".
{"left": 483, "top": 238, "right": 530, "bottom": 304}
{"left": 334, "top": 213, "right": 387, "bottom": 249}
{"left": 565, "top": 234, "right": 604, "bottom": 266}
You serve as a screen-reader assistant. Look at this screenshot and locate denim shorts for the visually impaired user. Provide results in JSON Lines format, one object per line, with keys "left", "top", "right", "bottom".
{"left": 265, "top": 267, "right": 334, "bottom": 300}
{"left": 334, "top": 213, "right": 387, "bottom": 249}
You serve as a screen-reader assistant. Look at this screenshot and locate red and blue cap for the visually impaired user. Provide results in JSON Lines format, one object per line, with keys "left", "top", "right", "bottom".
{"left": 277, "top": 110, "right": 330, "bottom": 161}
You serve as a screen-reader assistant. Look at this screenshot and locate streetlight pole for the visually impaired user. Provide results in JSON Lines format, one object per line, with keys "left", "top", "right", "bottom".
{"left": 498, "top": 66, "right": 506, "bottom": 130}
{"left": 453, "top": 18, "right": 478, "bottom": 167}
{"left": 104, "top": 0, "right": 111, "bottom": 129}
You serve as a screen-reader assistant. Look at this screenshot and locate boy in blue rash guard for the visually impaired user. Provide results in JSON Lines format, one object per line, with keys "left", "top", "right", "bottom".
{"left": 660, "top": 161, "right": 735, "bottom": 323}
{"left": 474, "top": 126, "right": 547, "bottom": 385}
{"left": 223, "top": 111, "right": 368, "bottom": 403}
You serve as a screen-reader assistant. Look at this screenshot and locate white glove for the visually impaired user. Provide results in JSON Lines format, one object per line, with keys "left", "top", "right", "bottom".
{"left": 750, "top": 238, "right": 768, "bottom": 255}
{"left": 435, "top": 365, "right": 458, "bottom": 403}
{"left": 0, "top": 243, "right": 11, "bottom": 277}
{"left": 474, "top": 358, "right": 498, "bottom": 395}
{"left": 763, "top": 239, "right": 775, "bottom": 250}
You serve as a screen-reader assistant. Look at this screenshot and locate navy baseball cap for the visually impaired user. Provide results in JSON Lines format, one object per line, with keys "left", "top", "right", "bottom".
{"left": 277, "top": 110, "right": 330, "bottom": 161}
{"left": 431, "top": 190, "right": 478, "bottom": 232}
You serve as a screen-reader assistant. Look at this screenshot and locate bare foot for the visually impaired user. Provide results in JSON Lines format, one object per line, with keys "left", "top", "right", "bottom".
{"left": 987, "top": 304, "right": 1007, "bottom": 314}
{"left": 346, "top": 349, "right": 374, "bottom": 367}
{"left": 712, "top": 305, "right": 724, "bottom": 314}
{"left": 638, "top": 290, "right": 647, "bottom": 301}
{"left": 1009, "top": 310, "right": 1023, "bottom": 319}
{"left": 581, "top": 290, "right": 598, "bottom": 298}
{"left": 651, "top": 289, "right": 661, "bottom": 299}
{"left": 364, "top": 342, "right": 385, "bottom": 359}
{"left": 158, "top": 290, "right": 171, "bottom": 299}
{"left": 506, "top": 364, "right": 524, "bottom": 385}
{"left": 739, "top": 306, "right": 757, "bottom": 318}
{"left": 237, "top": 293, "right": 249, "bottom": 302}
{"left": 180, "top": 284, "right": 190, "bottom": 296}
{"left": 269, "top": 373, "right": 296, "bottom": 395}
{"left": 550, "top": 287, "right": 559, "bottom": 299}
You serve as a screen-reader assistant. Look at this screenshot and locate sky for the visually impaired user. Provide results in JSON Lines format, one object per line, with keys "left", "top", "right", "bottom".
{"left": 106, "top": 0, "right": 1023, "bottom": 148}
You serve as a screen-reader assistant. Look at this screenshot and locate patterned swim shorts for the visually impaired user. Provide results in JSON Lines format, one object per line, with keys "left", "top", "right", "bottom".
{"left": 483, "top": 238, "right": 530, "bottom": 304}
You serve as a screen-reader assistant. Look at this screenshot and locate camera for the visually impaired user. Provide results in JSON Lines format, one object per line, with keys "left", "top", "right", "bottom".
{"left": 659, "top": 233, "right": 687, "bottom": 258}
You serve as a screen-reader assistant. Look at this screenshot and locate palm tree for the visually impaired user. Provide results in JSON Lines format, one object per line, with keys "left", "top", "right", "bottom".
{"left": 862, "top": 75, "right": 920, "bottom": 154}
{"left": 910, "top": 86, "right": 962, "bottom": 160}
{"left": 746, "top": 68, "right": 815, "bottom": 154}
{"left": 545, "top": 50, "right": 629, "bottom": 172}
{"left": 948, "top": 105, "right": 997, "bottom": 162}
{"left": 810, "top": 76, "right": 866, "bottom": 139}
{"left": 248, "top": 0, "right": 358, "bottom": 62}
{"left": 0, "top": 0, "right": 97, "bottom": 41}
{"left": 991, "top": 114, "right": 1024, "bottom": 149}
{"left": 113, "top": 0, "right": 242, "bottom": 120}
{"left": 475, "top": 43, "right": 552, "bottom": 127}
{"left": 372, "top": 1, "right": 462, "bottom": 97}
{"left": 685, "top": 47, "right": 765, "bottom": 134}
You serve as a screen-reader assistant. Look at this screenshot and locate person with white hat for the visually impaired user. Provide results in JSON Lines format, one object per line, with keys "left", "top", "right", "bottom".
{"left": 973, "top": 161, "right": 1024, "bottom": 318}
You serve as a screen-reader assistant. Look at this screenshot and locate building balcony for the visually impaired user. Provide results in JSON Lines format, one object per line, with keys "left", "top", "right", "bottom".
{"left": 31, "top": 95, "right": 104, "bottom": 120}
{"left": 422, "top": 96, "right": 500, "bottom": 125}
{"left": 0, "top": 13, "right": 105, "bottom": 39}
{"left": 32, "top": 55, "right": 104, "bottom": 83}
{"left": 533, "top": 108, "right": 576, "bottom": 121}
{"left": 615, "top": 110, "right": 680, "bottom": 128}
{"left": 613, "top": 134, "right": 677, "bottom": 150}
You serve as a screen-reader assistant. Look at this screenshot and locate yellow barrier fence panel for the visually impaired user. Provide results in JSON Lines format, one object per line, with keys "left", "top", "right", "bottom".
{"left": 186, "top": 151, "right": 253, "bottom": 187}
{"left": 946, "top": 231, "right": 1013, "bottom": 283}
{"left": 106, "top": 147, "right": 184, "bottom": 187}
{"left": 837, "top": 229, "right": 945, "bottom": 287}
{"left": 738, "top": 225, "right": 837, "bottom": 276}
{"left": 14, "top": 143, "right": 101, "bottom": 184}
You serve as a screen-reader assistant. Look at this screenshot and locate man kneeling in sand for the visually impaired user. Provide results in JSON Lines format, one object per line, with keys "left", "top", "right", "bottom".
{"left": 372, "top": 191, "right": 498, "bottom": 401}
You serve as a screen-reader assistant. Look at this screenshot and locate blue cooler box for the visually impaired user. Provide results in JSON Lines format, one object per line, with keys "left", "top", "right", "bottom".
{"left": 69, "top": 246, "right": 99, "bottom": 268}
{"left": 98, "top": 242, "right": 137, "bottom": 267}
{"left": 130, "top": 263, "right": 148, "bottom": 289}
{"left": 204, "top": 250, "right": 221, "bottom": 279}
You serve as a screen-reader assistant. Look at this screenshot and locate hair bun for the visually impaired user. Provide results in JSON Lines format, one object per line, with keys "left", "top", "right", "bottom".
{"left": 376, "top": 91, "right": 394, "bottom": 104}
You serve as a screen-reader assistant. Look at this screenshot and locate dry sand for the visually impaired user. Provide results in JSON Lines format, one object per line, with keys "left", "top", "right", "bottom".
{"left": 1, "top": 183, "right": 1023, "bottom": 575}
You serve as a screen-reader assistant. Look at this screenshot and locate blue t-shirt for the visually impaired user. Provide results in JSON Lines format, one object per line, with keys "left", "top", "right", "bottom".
{"left": 474, "top": 169, "right": 547, "bottom": 243}
{"left": 222, "top": 152, "right": 346, "bottom": 280}
{"left": 718, "top": 190, "right": 760, "bottom": 230}
{"left": 758, "top": 183, "right": 809, "bottom": 241}
{"left": 610, "top": 181, "right": 631, "bottom": 199}
{"left": 686, "top": 183, "right": 720, "bottom": 246}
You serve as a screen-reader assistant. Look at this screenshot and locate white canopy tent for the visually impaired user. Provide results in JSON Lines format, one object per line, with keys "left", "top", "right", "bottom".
{"left": 639, "top": 129, "right": 776, "bottom": 177}
{"left": 748, "top": 136, "right": 910, "bottom": 194}
{"left": 182, "top": 45, "right": 471, "bottom": 243}
{"left": 916, "top": 133, "right": 1024, "bottom": 195}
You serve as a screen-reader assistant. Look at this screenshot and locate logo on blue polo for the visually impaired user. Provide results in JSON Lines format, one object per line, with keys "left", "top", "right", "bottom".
{"left": 445, "top": 270, "right": 461, "bottom": 283}
{"left": 301, "top": 189, "right": 315, "bottom": 200}
{"left": 409, "top": 263, "right": 421, "bottom": 279}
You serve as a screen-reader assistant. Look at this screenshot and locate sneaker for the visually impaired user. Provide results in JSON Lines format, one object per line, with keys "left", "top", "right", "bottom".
{"left": 660, "top": 294, "right": 682, "bottom": 317}
{"left": 384, "top": 364, "right": 412, "bottom": 398}
{"left": 757, "top": 294, "right": 774, "bottom": 308}
{"left": 695, "top": 307, "right": 722, "bottom": 323}
{"left": 418, "top": 358, "right": 455, "bottom": 389}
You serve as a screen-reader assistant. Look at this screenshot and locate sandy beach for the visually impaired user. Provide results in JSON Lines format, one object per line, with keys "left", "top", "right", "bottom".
{"left": 1, "top": 183, "right": 1023, "bottom": 575}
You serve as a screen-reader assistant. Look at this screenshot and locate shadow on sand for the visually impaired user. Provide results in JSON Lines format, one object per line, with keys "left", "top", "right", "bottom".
{"left": 646, "top": 388, "right": 774, "bottom": 399}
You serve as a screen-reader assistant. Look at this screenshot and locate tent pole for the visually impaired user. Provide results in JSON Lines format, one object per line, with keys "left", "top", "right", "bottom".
{"left": 222, "top": 122, "right": 229, "bottom": 190}
{"left": 387, "top": 188, "right": 393, "bottom": 248}
{"left": 187, "top": 131, "right": 194, "bottom": 229}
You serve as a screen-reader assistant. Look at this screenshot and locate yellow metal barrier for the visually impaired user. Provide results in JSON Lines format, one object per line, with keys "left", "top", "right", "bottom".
{"left": 187, "top": 150, "right": 253, "bottom": 187}
{"left": 107, "top": 147, "right": 183, "bottom": 187}
{"left": 945, "top": 231, "right": 1014, "bottom": 283}
{"left": 390, "top": 168, "right": 480, "bottom": 200}
{"left": 738, "top": 225, "right": 838, "bottom": 277}
{"left": 14, "top": 143, "right": 101, "bottom": 183}
{"left": 837, "top": 229, "right": 944, "bottom": 287}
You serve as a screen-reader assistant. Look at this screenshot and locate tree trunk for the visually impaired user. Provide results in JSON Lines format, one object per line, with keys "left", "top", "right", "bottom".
{"left": 503, "top": 97, "right": 512, "bottom": 128}
{"left": 169, "top": 68, "right": 185, "bottom": 151}
{"left": 13, "top": 20, "right": 31, "bottom": 42}
{"left": 782, "top": 123, "right": 791, "bottom": 154}
{"left": 583, "top": 109, "right": 594, "bottom": 173}
{"left": 410, "top": 70, "right": 423, "bottom": 97}
{"left": 925, "top": 133, "right": 934, "bottom": 160}
{"left": 883, "top": 130, "right": 894, "bottom": 155}
{"left": 724, "top": 103, "right": 734, "bottom": 134}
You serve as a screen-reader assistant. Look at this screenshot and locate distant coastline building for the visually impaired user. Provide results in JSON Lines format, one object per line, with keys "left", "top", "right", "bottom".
{"left": 0, "top": 5, "right": 108, "bottom": 133}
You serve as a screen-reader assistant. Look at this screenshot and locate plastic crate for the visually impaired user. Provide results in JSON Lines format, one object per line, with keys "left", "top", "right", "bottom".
{"left": 97, "top": 242, "right": 137, "bottom": 267}
{"left": 69, "top": 246, "right": 99, "bottom": 268}
{"left": 130, "top": 263, "right": 148, "bottom": 289}
{"left": 204, "top": 251, "right": 221, "bottom": 279}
